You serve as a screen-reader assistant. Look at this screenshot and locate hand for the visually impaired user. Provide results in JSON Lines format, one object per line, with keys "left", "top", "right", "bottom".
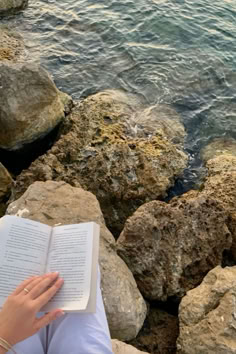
{"left": 0, "top": 273, "right": 64, "bottom": 346}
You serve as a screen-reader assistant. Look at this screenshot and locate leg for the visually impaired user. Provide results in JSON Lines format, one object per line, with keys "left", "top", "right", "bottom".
{"left": 10, "top": 326, "right": 46, "bottom": 354}
{"left": 47, "top": 269, "right": 113, "bottom": 354}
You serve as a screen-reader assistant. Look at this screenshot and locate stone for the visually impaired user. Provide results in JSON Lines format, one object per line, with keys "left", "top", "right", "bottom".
{"left": 177, "top": 265, "right": 236, "bottom": 354}
{"left": 0, "top": 162, "right": 12, "bottom": 201}
{"left": 201, "top": 138, "right": 236, "bottom": 163}
{"left": 117, "top": 196, "right": 231, "bottom": 301}
{"left": 13, "top": 90, "right": 188, "bottom": 234}
{"left": 0, "top": 61, "right": 72, "bottom": 150}
{"left": 129, "top": 308, "right": 179, "bottom": 354}
{"left": 0, "top": 0, "right": 28, "bottom": 14}
{"left": 7, "top": 180, "right": 147, "bottom": 341}
{"left": 112, "top": 339, "right": 149, "bottom": 354}
{"left": 0, "top": 27, "right": 25, "bottom": 62}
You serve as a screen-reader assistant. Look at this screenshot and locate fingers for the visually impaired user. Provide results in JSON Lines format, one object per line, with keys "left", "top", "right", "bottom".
{"left": 12, "top": 276, "right": 38, "bottom": 296}
{"left": 35, "top": 309, "right": 65, "bottom": 330}
{"left": 28, "top": 273, "right": 59, "bottom": 299}
{"left": 34, "top": 277, "right": 64, "bottom": 310}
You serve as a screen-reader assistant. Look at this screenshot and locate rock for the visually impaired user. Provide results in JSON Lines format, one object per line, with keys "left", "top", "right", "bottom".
{"left": 117, "top": 196, "right": 231, "bottom": 301}
{"left": 201, "top": 138, "right": 236, "bottom": 163}
{"left": 0, "top": 162, "right": 13, "bottom": 201}
{"left": 112, "top": 339, "right": 149, "bottom": 354}
{"left": 177, "top": 265, "right": 236, "bottom": 354}
{"left": 0, "top": 61, "right": 72, "bottom": 150}
{"left": 129, "top": 307, "right": 179, "bottom": 354}
{"left": 13, "top": 90, "right": 188, "bottom": 234}
{"left": 0, "top": 27, "right": 25, "bottom": 62}
{"left": 7, "top": 180, "right": 147, "bottom": 341}
{"left": 0, "top": 0, "right": 28, "bottom": 14}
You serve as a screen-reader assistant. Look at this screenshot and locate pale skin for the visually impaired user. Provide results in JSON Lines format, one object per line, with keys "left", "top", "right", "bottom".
{"left": 0, "top": 272, "right": 64, "bottom": 353}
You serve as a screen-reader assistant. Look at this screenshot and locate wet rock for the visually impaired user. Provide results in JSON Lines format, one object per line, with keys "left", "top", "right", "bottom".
{"left": 117, "top": 196, "right": 231, "bottom": 301}
{"left": 13, "top": 90, "right": 188, "bottom": 234}
{"left": 0, "top": 27, "right": 25, "bottom": 62}
{"left": 129, "top": 308, "right": 179, "bottom": 354}
{"left": 0, "top": 162, "right": 12, "bottom": 201}
{"left": 112, "top": 339, "right": 149, "bottom": 354}
{"left": 201, "top": 138, "right": 236, "bottom": 163}
{"left": 7, "top": 180, "right": 147, "bottom": 341}
{"left": 0, "top": 61, "right": 72, "bottom": 150}
{"left": 177, "top": 265, "right": 236, "bottom": 354}
{"left": 0, "top": 0, "right": 28, "bottom": 14}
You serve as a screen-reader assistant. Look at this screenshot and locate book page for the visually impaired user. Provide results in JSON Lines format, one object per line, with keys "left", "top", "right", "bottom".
{"left": 44, "top": 222, "right": 95, "bottom": 312}
{"left": 0, "top": 215, "right": 51, "bottom": 307}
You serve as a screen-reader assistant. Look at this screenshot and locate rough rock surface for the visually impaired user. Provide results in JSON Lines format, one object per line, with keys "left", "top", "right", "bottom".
{"left": 130, "top": 308, "right": 179, "bottom": 354}
{"left": 0, "top": 162, "right": 12, "bottom": 201}
{"left": 0, "top": 27, "right": 25, "bottom": 62}
{"left": 7, "top": 181, "right": 147, "bottom": 341}
{"left": 0, "top": 0, "right": 28, "bottom": 14}
{"left": 117, "top": 196, "right": 231, "bottom": 301}
{"left": 0, "top": 61, "right": 72, "bottom": 150}
{"left": 177, "top": 265, "right": 236, "bottom": 354}
{"left": 13, "top": 90, "right": 188, "bottom": 234}
{"left": 112, "top": 339, "right": 149, "bottom": 354}
{"left": 201, "top": 138, "right": 236, "bottom": 163}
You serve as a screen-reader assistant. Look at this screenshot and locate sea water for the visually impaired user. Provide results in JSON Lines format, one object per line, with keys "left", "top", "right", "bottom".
{"left": 2, "top": 0, "right": 236, "bottom": 193}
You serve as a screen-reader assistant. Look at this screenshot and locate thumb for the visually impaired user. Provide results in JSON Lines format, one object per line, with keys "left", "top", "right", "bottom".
{"left": 35, "top": 310, "right": 65, "bottom": 329}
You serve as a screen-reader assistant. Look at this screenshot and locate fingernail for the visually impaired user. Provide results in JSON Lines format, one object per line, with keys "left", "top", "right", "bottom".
{"left": 56, "top": 311, "right": 65, "bottom": 319}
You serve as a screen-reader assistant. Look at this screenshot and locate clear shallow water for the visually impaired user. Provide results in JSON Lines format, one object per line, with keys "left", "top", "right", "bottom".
{"left": 2, "top": 0, "right": 236, "bottom": 192}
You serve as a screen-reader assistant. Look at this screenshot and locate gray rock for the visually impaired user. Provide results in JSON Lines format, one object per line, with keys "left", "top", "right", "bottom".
{"left": 0, "top": 0, "right": 28, "bottom": 14}
{"left": 7, "top": 181, "right": 147, "bottom": 341}
{"left": 0, "top": 61, "right": 72, "bottom": 150}
{"left": 117, "top": 196, "right": 231, "bottom": 301}
{"left": 177, "top": 266, "right": 236, "bottom": 354}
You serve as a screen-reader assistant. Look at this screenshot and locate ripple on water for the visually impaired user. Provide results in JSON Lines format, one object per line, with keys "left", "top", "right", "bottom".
{"left": 1, "top": 0, "right": 236, "bottom": 191}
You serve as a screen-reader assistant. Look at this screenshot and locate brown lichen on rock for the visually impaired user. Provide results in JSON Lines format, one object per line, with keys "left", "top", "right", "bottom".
{"left": 13, "top": 90, "right": 188, "bottom": 234}
{"left": 0, "top": 27, "right": 25, "bottom": 62}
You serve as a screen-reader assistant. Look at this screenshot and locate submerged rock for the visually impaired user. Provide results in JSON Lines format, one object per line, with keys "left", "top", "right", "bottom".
{"left": 13, "top": 90, "right": 188, "bottom": 234}
{"left": 177, "top": 266, "right": 236, "bottom": 354}
{"left": 0, "top": 27, "right": 25, "bottom": 62}
{"left": 117, "top": 196, "right": 231, "bottom": 301}
{"left": 0, "top": 0, "right": 28, "bottom": 15}
{"left": 201, "top": 138, "right": 236, "bottom": 162}
{"left": 7, "top": 180, "right": 147, "bottom": 341}
{"left": 0, "top": 61, "right": 72, "bottom": 150}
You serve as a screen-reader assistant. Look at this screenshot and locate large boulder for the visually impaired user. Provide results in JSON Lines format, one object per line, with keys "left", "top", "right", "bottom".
{"left": 0, "top": 0, "right": 28, "bottom": 14}
{"left": 0, "top": 27, "right": 25, "bottom": 62}
{"left": 177, "top": 266, "right": 236, "bottom": 354}
{"left": 112, "top": 340, "right": 149, "bottom": 354}
{"left": 13, "top": 90, "right": 188, "bottom": 234}
{"left": 0, "top": 61, "right": 72, "bottom": 150}
{"left": 117, "top": 196, "right": 231, "bottom": 301}
{"left": 7, "top": 181, "right": 147, "bottom": 341}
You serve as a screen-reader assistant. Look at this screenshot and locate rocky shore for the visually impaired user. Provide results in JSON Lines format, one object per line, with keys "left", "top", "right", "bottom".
{"left": 1, "top": 3, "right": 236, "bottom": 354}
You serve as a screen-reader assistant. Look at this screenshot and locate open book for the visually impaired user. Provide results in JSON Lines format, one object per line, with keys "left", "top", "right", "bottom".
{"left": 0, "top": 215, "right": 99, "bottom": 313}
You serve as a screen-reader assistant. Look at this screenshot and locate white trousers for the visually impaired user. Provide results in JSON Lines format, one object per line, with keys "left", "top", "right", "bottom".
{"left": 11, "top": 271, "right": 113, "bottom": 354}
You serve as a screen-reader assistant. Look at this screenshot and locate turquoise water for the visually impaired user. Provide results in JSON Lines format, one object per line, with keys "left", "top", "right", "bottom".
{"left": 2, "top": 0, "right": 236, "bottom": 191}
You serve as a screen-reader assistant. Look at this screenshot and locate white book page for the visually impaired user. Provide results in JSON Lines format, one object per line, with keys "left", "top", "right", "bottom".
{"left": 43, "top": 222, "right": 94, "bottom": 312}
{"left": 0, "top": 215, "right": 51, "bottom": 307}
